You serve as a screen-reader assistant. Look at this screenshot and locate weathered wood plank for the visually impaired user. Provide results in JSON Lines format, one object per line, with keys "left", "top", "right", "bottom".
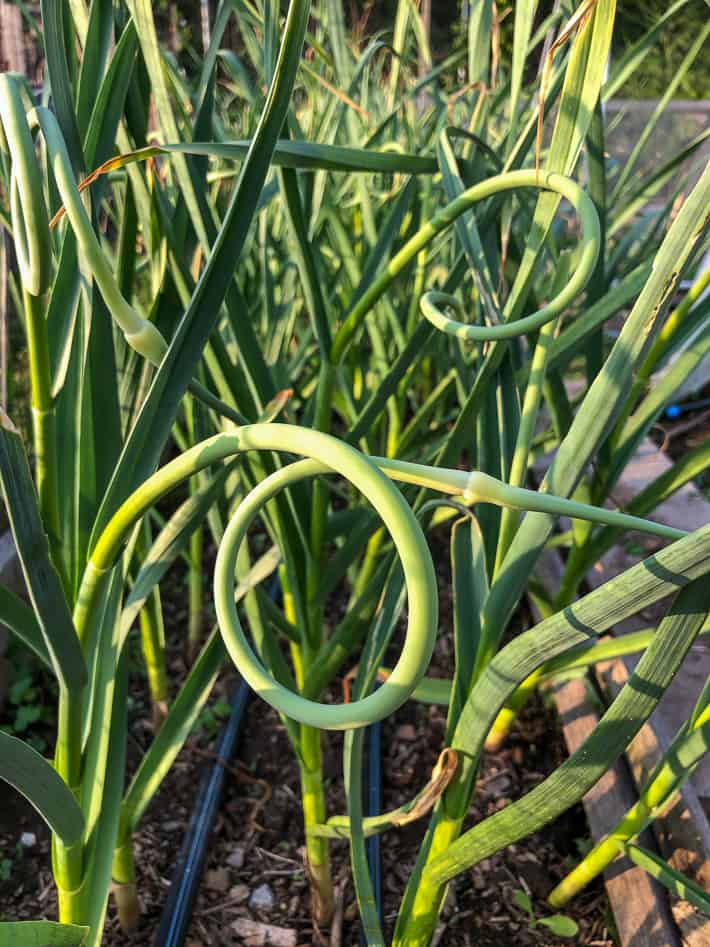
{"left": 534, "top": 550, "right": 681, "bottom": 946}
{"left": 0, "top": 3, "right": 27, "bottom": 73}
{"left": 583, "top": 437, "right": 710, "bottom": 944}
{"left": 552, "top": 674, "right": 681, "bottom": 947}
{"left": 597, "top": 657, "right": 710, "bottom": 947}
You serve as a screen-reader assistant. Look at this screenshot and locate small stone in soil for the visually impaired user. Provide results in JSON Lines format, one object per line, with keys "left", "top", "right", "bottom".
{"left": 396, "top": 723, "right": 417, "bottom": 742}
{"left": 205, "top": 867, "right": 230, "bottom": 893}
{"left": 19, "top": 832, "right": 36, "bottom": 848}
{"left": 227, "top": 846, "right": 245, "bottom": 869}
{"left": 229, "top": 883, "right": 250, "bottom": 903}
{"left": 249, "top": 882, "right": 275, "bottom": 913}
{"left": 232, "top": 917, "right": 296, "bottom": 946}
{"left": 484, "top": 772, "right": 512, "bottom": 796}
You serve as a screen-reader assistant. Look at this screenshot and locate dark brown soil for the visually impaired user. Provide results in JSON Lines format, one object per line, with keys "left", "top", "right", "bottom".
{"left": 0, "top": 531, "right": 614, "bottom": 946}
{"left": 650, "top": 382, "right": 710, "bottom": 486}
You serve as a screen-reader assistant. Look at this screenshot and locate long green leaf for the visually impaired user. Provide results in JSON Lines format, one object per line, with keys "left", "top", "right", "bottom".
{"left": 489, "top": 157, "right": 710, "bottom": 652}
{"left": 0, "top": 412, "right": 86, "bottom": 690}
{"left": 0, "top": 731, "right": 83, "bottom": 844}
{"left": 0, "top": 583, "right": 51, "bottom": 668}
{"left": 625, "top": 843, "right": 710, "bottom": 915}
{"left": 0, "top": 922, "right": 88, "bottom": 946}
{"left": 426, "top": 575, "right": 710, "bottom": 884}
{"left": 90, "top": 0, "right": 311, "bottom": 549}
{"left": 40, "top": 0, "right": 84, "bottom": 172}
{"left": 121, "top": 626, "right": 225, "bottom": 829}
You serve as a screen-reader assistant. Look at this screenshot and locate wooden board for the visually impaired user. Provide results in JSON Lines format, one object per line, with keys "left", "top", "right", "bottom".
{"left": 588, "top": 438, "right": 710, "bottom": 945}
{"left": 596, "top": 657, "right": 710, "bottom": 947}
{"left": 535, "top": 550, "right": 682, "bottom": 946}
{"left": 552, "top": 675, "right": 681, "bottom": 947}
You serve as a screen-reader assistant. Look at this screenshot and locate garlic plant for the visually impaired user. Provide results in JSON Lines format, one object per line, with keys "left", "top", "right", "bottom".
{"left": 0, "top": 2, "right": 709, "bottom": 946}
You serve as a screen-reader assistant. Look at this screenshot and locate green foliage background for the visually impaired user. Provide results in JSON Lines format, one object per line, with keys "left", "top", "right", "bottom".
{"left": 167, "top": 1, "right": 710, "bottom": 98}
{"left": 612, "top": 0, "right": 710, "bottom": 98}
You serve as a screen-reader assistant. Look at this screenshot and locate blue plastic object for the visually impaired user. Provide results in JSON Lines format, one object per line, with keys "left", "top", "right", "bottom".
{"left": 665, "top": 396, "right": 710, "bottom": 419}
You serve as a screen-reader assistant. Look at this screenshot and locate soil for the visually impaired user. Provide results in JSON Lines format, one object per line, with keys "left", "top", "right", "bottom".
{"left": 0, "top": 531, "right": 615, "bottom": 947}
{"left": 650, "top": 381, "right": 710, "bottom": 483}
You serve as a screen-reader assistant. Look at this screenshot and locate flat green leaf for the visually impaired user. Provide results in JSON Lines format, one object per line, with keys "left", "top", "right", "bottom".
{"left": 547, "top": 263, "right": 651, "bottom": 374}
{"left": 74, "top": 0, "right": 114, "bottom": 142}
{"left": 0, "top": 731, "right": 83, "bottom": 844}
{"left": 0, "top": 412, "right": 86, "bottom": 690}
{"left": 538, "top": 915, "right": 579, "bottom": 937}
{"left": 508, "top": 0, "right": 537, "bottom": 147}
{"left": 40, "top": 0, "right": 83, "bottom": 173}
{"left": 513, "top": 888, "right": 533, "bottom": 915}
{"left": 124, "top": 0, "right": 209, "bottom": 251}
{"left": 82, "top": 138, "right": 438, "bottom": 179}
{"left": 345, "top": 726, "right": 385, "bottom": 946}
{"left": 83, "top": 18, "right": 139, "bottom": 167}
{"left": 490, "top": 154, "right": 710, "bottom": 646}
{"left": 90, "top": 0, "right": 311, "bottom": 550}
{"left": 467, "top": 0, "right": 493, "bottom": 86}
{"left": 122, "top": 626, "right": 225, "bottom": 829}
{"left": 625, "top": 843, "right": 710, "bottom": 915}
{"left": 0, "top": 922, "right": 88, "bottom": 946}
{"left": 427, "top": 572, "right": 710, "bottom": 885}
{"left": 448, "top": 516, "right": 487, "bottom": 735}
{"left": 0, "top": 584, "right": 51, "bottom": 668}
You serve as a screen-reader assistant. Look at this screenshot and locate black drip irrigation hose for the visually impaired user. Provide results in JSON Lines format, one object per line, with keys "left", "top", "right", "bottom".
{"left": 154, "top": 676, "right": 250, "bottom": 947}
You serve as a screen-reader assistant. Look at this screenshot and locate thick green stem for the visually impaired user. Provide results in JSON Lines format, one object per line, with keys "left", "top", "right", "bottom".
{"left": 112, "top": 818, "right": 140, "bottom": 932}
{"left": 281, "top": 564, "right": 333, "bottom": 926}
{"left": 299, "top": 724, "right": 334, "bottom": 925}
{"left": 23, "top": 289, "right": 65, "bottom": 582}
{"left": 53, "top": 836, "right": 84, "bottom": 926}
{"left": 53, "top": 687, "right": 84, "bottom": 924}
{"left": 188, "top": 519, "right": 204, "bottom": 660}
{"left": 135, "top": 524, "right": 169, "bottom": 727}
{"left": 495, "top": 319, "right": 559, "bottom": 575}
{"left": 307, "top": 362, "right": 336, "bottom": 646}
{"left": 483, "top": 667, "right": 544, "bottom": 751}
{"left": 392, "top": 812, "right": 464, "bottom": 947}
{"left": 139, "top": 596, "right": 169, "bottom": 729}
{"left": 349, "top": 528, "right": 384, "bottom": 605}
{"left": 393, "top": 712, "right": 482, "bottom": 947}
{"left": 278, "top": 565, "right": 333, "bottom": 921}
